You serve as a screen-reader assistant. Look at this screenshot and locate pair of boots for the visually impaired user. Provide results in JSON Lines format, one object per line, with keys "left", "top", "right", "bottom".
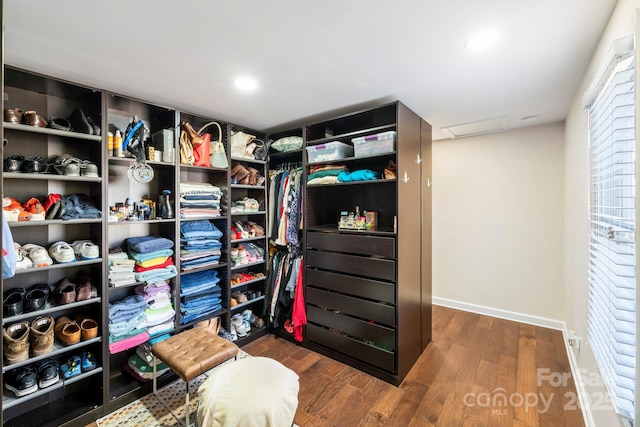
{"left": 3, "top": 317, "right": 54, "bottom": 364}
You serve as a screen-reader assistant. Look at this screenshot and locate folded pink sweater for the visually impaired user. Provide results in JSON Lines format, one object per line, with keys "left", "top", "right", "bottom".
{"left": 108, "top": 331, "right": 149, "bottom": 354}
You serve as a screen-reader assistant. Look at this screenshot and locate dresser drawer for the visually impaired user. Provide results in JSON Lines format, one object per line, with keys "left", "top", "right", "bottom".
{"left": 306, "top": 268, "right": 395, "bottom": 304}
{"left": 306, "top": 323, "right": 396, "bottom": 373}
{"left": 307, "top": 287, "right": 395, "bottom": 327}
{"left": 307, "top": 232, "right": 395, "bottom": 258}
{"left": 306, "top": 250, "right": 395, "bottom": 282}
{"left": 307, "top": 305, "right": 396, "bottom": 349}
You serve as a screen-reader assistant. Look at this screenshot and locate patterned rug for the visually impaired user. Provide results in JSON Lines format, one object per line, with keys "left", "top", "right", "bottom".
{"left": 97, "top": 350, "right": 250, "bottom": 427}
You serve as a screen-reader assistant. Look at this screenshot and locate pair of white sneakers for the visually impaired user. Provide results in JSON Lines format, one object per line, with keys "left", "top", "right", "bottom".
{"left": 14, "top": 240, "right": 100, "bottom": 269}
{"left": 14, "top": 243, "right": 53, "bottom": 269}
{"left": 49, "top": 240, "right": 99, "bottom": 263}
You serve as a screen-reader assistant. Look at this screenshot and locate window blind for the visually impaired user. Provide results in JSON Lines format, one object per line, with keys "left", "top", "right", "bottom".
{"left": 588, "top": 53, "right": 636, "bottom": 421}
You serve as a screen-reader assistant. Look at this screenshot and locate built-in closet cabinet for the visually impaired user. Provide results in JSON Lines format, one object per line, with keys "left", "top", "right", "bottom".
{"left": 228, "top": 126, "right": 269, "bottom": 345}
{"left": 104, "top": 94, "right": 179, "bottom": 412}
{"left": 1, "top": 67, "right": 105, "bottom": 426}
{"left": 303, "top": 101, "right": 432, "bottom": 386}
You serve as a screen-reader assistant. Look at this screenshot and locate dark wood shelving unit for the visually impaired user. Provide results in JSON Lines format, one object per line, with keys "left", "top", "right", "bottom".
{"left": 303, "top": 101, "right": 432, "bottom": 386}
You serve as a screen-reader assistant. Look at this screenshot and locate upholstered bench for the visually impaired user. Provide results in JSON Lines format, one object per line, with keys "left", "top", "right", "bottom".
{"left": 151, "top": 327, "right": 239, "bottom": 426}
{"left": 197, "top": 356, "right": 299, "bottom": 427}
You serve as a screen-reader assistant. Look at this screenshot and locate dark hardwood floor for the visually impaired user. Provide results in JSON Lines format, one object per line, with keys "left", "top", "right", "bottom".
{"left": 88, "top": 305, "right": 584, "bottom": 426}
{"left": 244, "top": 305, "right": 585, "bottom": 427}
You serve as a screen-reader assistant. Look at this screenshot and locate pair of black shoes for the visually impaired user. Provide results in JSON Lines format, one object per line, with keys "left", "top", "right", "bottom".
{"left": 3, "top": 155, "right": 47, "bottom": 173}
{"left": 3, "top": 284, "right": 50, "bottom": 317}
{"left": 68, "top": 108, "right": 100, "bottom": 136}
{"left": 5, "top": 359, "right": 59, "bottom": 397}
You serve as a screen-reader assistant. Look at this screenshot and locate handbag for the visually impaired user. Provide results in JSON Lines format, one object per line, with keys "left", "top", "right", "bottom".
{"left": 253, "top": 139, "right": 271, "bottom": 161}
{"left": 230, "top": 130, "right": 256, "bottom": 159}
{"left": 384, "top": 160, "right": 397, "bottom": 180}
{"left": 179, "top": 129, "right": 194, "bottom": 165}
{"left": 198, "top": 121, "right": 228, "bottom": 168}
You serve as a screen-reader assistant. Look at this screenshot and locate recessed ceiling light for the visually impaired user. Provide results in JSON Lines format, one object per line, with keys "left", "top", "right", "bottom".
{"left": 465, "top": 30, "right": 501, "bottom": 51}
{"left": 521, "top": 115, "right": 540, "bottom": 121}
{"left": 233, "top": 77, "right": 258, "bottom": 91}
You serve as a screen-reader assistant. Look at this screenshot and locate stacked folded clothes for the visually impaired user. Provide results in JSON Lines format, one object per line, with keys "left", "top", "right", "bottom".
{"left": 307, "top": 165, "right": 347, "bottom": 185}
{"left": 179, "top": 220, "right": 223, "bottom": 271}
{"left": 124, "top": 343, "right": 169, "bottom": 382}
{"left": 179, "top": 181, "right": 224, "bottom": 218}
{"left": 108, "top": 247, "right": 136, "bottom": 287}
{"left": 126, "top": 236, "right": 178, "bottom": 283}
{"left": 135, "top": 279, "right": 175, "bottom": 339}
{"left": 108, "top": 294, "right": 149, "bottom": 354}
{"left": 180, "top": 269, "right": 222, "bottom": 324}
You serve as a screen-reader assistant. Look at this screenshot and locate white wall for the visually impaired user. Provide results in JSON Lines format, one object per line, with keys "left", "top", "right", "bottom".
{"left": 565, "top": 1, "right": 639, "bottom": 426}
{"left": 433, "top": 122, "right": 565, "bottom": 320}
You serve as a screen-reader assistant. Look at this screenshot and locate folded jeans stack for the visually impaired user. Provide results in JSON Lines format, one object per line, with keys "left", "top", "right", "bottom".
{"left": 180, "top": 269, "right": 222, "bottom": 324}
{"left": 179, "top": 220, "right": 223, "bottom": 271}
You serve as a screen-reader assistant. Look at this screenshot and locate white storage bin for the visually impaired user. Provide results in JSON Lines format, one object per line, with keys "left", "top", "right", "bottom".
{"left": 352, "top": 131, "right": 396, "bottom": 157}
{"left": 306, "top": 141, "right": 354, "bottom": 163}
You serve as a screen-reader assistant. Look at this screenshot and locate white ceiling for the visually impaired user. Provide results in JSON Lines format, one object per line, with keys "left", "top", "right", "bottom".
{"left": 3, "top": 0, "right": 617, "bottom": 140}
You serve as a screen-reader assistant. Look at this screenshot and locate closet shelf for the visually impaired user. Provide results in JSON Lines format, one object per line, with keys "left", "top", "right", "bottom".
{"left": 2, "top": 297, "right": 101, "bottom": 325}
{"left": 108, "top": 218, "right": 175, "bottom": 225}
{"left": 230, "top": 236, "right": 265, "bottom": 244}
{"left": 107, "top": 157, "right": 175, "bottom": 167}
{"left": 230, "top": 295, "right": 265, "bottom": 311}
{"left": 306, "top": 179, "right": 396, "bottom": 188}
{"left": 230, "top": 211, "right": 266, "bottom": 216}
{"left": 230, "top": 184, "right": 266, "bottom": 190}
{"left": 230, "top": 276, "right": 266, "bottom": 289}
{"left": 2, "top": 367, "right": 103, "bottom": 410}
{"left": 3, "top": 122, "right": 102, "bottom": 141}
{"left": 230, "top": 157, "right": 267, "bottom": 165}
{"left": 2, "top": 337, "right": 102, "bottom": 374}
{"left": 3, "top": 172, "right": 102, "bottom": 182}
{"left": 14, "top": 258, "right": 102, "bottom": 274}
{"left": 307, "top": 151, "right": 396, "bottom": 166}
{"left": 307, "top": 224, "right": 396, "bottom": 236}
{"left": 230, "top": 260, "right": 265, "bottom": 271}
{"left": 8, "top": 218, "right": 102, "bottom": 227}
{"left": 306, "top": 124, "right": 396, "bottom": 146}
{"left": 180, "top": 215, "right": 227, "bottom": 222}
{"left": 179, "top": 164, "right": 227, "bottom": 172}
{"left": 180, "top": 262, "right": 228, "bottom": 275}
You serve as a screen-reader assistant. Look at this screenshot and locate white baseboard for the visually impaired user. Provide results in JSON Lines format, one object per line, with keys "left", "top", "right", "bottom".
{"left": 432, "top": 297, "right": 565, "bottom": 330}
{"left": 432, "top": 297, "right": 593, "bottom": 427}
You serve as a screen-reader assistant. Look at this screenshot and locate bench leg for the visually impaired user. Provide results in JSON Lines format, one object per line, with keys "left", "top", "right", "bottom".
{"left": 152, "top": 354, "right": 188, "bottom": 426}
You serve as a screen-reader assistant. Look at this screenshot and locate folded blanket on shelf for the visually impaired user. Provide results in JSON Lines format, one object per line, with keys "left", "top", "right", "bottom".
{"left": 108, "top": 331, "right": 149, "bottom": 354}
{"left": 126, "top": 235, "right": 174, "bottom": 253}
{"left": 337, "top": 169, "right": 380, "bottom": 182}
{"left": 128, "top": 248, "right": 174, "bottom": 263}
{"left": 108, "top": 294, "right": 147, "bottom": 320}
{"left": 134, "top": 265, "right": 177, "bottom": 282}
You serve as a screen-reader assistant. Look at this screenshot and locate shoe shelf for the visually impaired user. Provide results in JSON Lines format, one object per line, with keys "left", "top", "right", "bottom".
{"left": 2, "top": 297, "right": 101, "bottom": 326}
{"left": 230, "top": 260, "right": 265, "bottom": 271}
{"left": 230, "top": 295, "right": 266, "bottom": 312}
{"left": 180, "top": 262, "right": 228, "bottom": 275}
{"left": 3, "top": 172, "right": 102, "bottom": 182}
{"left": 230, "top": 236, "right": 265, "bottom": 244}
{"left": 7, "top": 218, "right": 103, "bottom": 227}
{"left": 2, "top": 367, "right": 103, "bottom": 410}
{"left": 2, "top": 122, "right": 103, "bottom": 141}
{"left": 2, "top": 336, "right": 102, "bottom": 374}
{"left": 13, "top": 258, "right": 103, "bottom": 275}
{"left": 233, "top": 325, "right": 268, "bottom": 345}
{"left": 230, "top": 276, "right": 266, "bottom": 290}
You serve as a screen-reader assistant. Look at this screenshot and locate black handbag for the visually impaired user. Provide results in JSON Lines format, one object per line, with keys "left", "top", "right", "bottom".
{"left": 253, "top": 139, "right": 272, "bottom": 161}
